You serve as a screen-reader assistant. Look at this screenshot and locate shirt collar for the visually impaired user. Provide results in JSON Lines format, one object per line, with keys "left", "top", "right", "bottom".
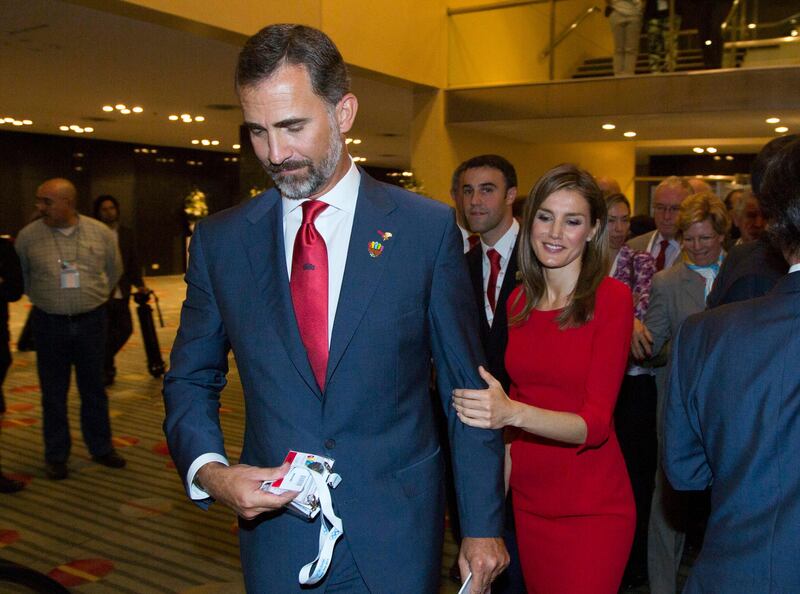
{"left": 654, "top": 231, "right": 679, "bottom": 247}
{"left": 789, "top": 263, "right": 800, "bottom": 274}
{"left": 482, "top": 218, "right": 519, "bottom": 259}
{"left": 282, "top": 157, "right": 360, "bottom": 216}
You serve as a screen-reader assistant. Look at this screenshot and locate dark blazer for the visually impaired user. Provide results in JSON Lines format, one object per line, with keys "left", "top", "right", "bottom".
{"left": 163, "top": 171, "right": 504, "bottom": 593}
{"left": 0, "top": 237, "right": 24, "bottom": 336}
{"left": 706, "top": 236, "right": 788, "bottom": 308}
{"left": 467, "top": 237, "right": 519, "bottom": 392}
{"left": 664, "top": 271, "right": 800, "bottom": 593}
{"left": 115, "top": 225, "right": 143, "bottom": 300}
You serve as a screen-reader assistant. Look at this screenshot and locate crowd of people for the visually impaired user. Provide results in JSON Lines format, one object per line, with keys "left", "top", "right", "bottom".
{"left": 2, "top": 21, "right": 798, "bottom": 594}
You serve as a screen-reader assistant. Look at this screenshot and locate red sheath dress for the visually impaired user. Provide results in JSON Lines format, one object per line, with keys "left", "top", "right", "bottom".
{"left": 505, "top": 277, "right": 635, "bottom": 594}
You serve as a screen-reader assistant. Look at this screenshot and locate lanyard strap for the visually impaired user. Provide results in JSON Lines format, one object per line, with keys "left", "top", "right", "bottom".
{"left": 297, "top": 467, "right": 344, "bottom": 585}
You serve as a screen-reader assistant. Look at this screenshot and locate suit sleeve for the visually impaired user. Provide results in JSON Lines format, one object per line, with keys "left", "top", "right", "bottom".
{"left": 579, "top": 282, "right": 634, "bottom": 448}
{"left": 644, "top": 271, "right": 672, "bottom": 359}
{"left": 429, "top": 217, "right": 505, "bottom": 538}
{"left": 663, "top": 318, "right": 713, "bottom": 490}
{"left": 0, "top": 239, "right": 23, "bottom": 303}
{"left": 162, "top": 221, "right": 231, "bottom": 506}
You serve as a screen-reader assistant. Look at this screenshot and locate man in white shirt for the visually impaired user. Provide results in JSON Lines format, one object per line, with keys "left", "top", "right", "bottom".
{"left": 459, "top": 155, "right": 526, "bottom": 594}
{"left": 163, "top": 24, "right": 507, "bottom": 594}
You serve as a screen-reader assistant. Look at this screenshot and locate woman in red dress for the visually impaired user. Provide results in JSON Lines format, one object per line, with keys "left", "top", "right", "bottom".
{"left": 453, "top": 164, "right": 635, "bottom": 594}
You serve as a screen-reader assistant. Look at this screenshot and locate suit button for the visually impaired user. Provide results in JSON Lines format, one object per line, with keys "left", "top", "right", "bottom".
{"left": 324, "top": 439, "right": 336, "bottom": 450}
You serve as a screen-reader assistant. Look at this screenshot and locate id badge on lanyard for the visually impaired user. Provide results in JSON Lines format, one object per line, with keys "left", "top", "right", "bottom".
{"left": 60, "top": 261, "right": 81, "bottom": 288}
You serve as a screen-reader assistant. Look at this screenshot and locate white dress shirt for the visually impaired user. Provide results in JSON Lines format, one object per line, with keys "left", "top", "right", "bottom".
{"left": 482, "top": 219, "right": 519, "bottom": 327}
{"left": 187, "top": 159, "right": 361, "bottom": 499}
{"left": 789, "top": 263, "right": 800, "bottom": 274}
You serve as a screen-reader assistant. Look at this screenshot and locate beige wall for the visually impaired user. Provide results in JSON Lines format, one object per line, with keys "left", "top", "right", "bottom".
{"left": 448, "top": 0, "right": 614, "bottom": 87}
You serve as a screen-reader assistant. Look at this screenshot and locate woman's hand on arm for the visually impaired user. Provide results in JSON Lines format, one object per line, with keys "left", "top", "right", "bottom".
{"left": 453, "top": 367, "right": 588, "bottom": 444}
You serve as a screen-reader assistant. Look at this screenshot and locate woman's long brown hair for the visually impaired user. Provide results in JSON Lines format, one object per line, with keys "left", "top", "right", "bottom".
{"left": 509, "top": 163, "right": 610, "bottom": 329}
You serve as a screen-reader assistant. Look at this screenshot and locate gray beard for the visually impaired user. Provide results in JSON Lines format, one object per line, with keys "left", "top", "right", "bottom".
{"left": 267, "top": 120, "right": 343, "bottom": 200}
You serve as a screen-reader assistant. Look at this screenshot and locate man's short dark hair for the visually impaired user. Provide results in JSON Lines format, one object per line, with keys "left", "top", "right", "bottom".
{"left": 759, "top": 137, "right": 800, "bottom": 258}
{"left": 93, "top": 194, "right": 118, "bottom": 219}
{"left": 235, "top": 24, "right": 350, "bottom": 107}
{"left": 451, "top": 154, "right": 517, "bottom": 195}
{"left": 751, "top": 134, "right": 799, "bottom": 197}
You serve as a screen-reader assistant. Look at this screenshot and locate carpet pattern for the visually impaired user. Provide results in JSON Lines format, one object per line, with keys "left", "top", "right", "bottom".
{"left": 0, "top": 275, "right": 461, "bottom": 593}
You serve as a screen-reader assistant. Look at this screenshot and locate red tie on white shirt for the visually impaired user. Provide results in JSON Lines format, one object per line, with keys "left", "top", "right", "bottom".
{"left": 291, "top": 200, "right": 329, "bottom": 390}
{"left": 486, "top": 248, "right": 502, "bottom": 313}
{"left": 655, "top": 239, "right": 670, "bottom": 271}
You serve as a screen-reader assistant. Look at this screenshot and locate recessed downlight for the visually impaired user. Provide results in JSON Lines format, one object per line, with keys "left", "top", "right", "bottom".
{"left": 693, "top": 147, "right": 705, "bottom": 153}
{"left": 601, "top": 123, "right": 616, "bottom": 130}
{"left": 706, "top": 147, "right": 717, "bottom": 154}
{"left": 776, "top": 126, "right": 789, "bottom": 133}
{"left": 766, "top": 117, "right": 780, "bottom": 124}
{"left": 623, "top": 131, "right": 637, "bottom": 138}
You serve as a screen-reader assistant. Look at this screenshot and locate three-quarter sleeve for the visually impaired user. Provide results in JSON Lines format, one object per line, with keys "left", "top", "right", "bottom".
{"left": 578, "top": 280, "right": 634, "bottom": 448}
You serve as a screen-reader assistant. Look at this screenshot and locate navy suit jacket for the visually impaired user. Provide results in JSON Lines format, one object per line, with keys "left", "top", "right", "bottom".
{"left": 664, "top": 271, "right": 800, "bottom": 593}
{"left": 466, "top": 237, "right": 519, "bottom": 393}
{"left": 163, "top": 171, "right": 504, "bottom": 593}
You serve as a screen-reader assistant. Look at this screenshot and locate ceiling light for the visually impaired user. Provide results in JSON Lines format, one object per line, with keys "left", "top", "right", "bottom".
{"left": 706, "top": 147, "right": 717, "bottom": 153}
{"left": 201, "top": 139, "right": 211, "bottom": 146}
{"left": 211, "top": 140, "right": 219, "bottom": 146}
{"left": 725, "top": 155, "right": 734, "bottom": 161}
{"left": 169, "top": 115, "right": 179, "bottom": 121}
{"left": 191, "top": 139, "right": 200, "bottom": 145}
{"left": 601, "top": 123, "right": 616, "bottom": 130}
{"left": 84, "top": 127, "right": 94, "bottom": 133}
{"left": 59, "top": 125, "right": 69, "bottom": 131}
{"left": 776, "top": 126, "right": 789, "bottom": 133}
{"left": 181, "top": 113, "right": 191, "bottom": 119}
{"left": 132, "top": 106, "right": 143, "bottom": 113}
{"left": 194, "top": 116, "right": 205, "bottom": 122}
{"left": 766, "top": 117, "right": 780, "bottom": 124}
{"left": 345, "top": 138, "right": 353, "bottom": 144}
{"left": 12, "top": 121, "right": 23, "bottom": 126}
{"left": 120, "top": 108, "right": 132, "bottom": 115}
{"left": 693, "top": 147, "right": 705, "bottom": 153}
{"left": 352, "top": 139, "right": 362, "bottom": 145}
{"left": 747, "top": 23, "right": 756, "bottom": 29}
{"left": 704, "top": 39, "right": 712, "bottom": 46}
{"left": 22, "top": 119, "right": 32, "bottom": 125}
{"left": 3, "top": 117, "right": 14, "bottom": 123}
{"left": 232, "top": 144, "right": 241, "bottom": 150}
{"left": 102, "top": 105, "right": 114, "bottom": 112}
{"left": 623, "top": 131, "right": 637, "bottom": 138}
{"left": 115, "top": 104, "right": 126, "bottom": 110}
{"left": 792, "top": 30, "right": 798, "bottom": 37}
{"left": 713, "top": 155, "right": 721, "bottom": 161}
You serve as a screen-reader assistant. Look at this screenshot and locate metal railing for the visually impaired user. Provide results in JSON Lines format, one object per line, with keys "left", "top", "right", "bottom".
{"left": 540, "top": 4, "right": 602, "bottom": 79}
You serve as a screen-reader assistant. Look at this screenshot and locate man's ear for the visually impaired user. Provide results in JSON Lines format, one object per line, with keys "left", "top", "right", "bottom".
{"left": 336, "top": 93, "right": 358, "bottom": 134}
{"left": 505, "top": 186, "right": 518, "bottom": 205}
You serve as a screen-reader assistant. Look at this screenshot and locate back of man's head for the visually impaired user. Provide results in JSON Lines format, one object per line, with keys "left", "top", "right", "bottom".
{"left": 759, "top": 138, "right": 800, "bottom": 260}
{"left": 459, "top": 154, "right": 518, "bottom": 191}
{"left": 235, "top": 24, "right": 350, "bottom": 108}
{"left": 751, "top": 134, "right": 800, "bottom": 197}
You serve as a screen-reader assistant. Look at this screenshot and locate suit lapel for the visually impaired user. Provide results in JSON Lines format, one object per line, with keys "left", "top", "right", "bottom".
{"left": 489, "top": 237, "right": 520, "bottom": 341}
{"left": 241, "top": 191, "right": 322, "bottom": 398}
{"left": 326, "top": 173, "right": 397, "bottom": 386}
{"left": 680, "top": 264, "right": 708, "bottom": 311}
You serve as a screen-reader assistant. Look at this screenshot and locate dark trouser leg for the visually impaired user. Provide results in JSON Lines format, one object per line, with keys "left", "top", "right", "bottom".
{"left": 31, "top": 309, "right": 73, "bottom": 464}
{"left": 492, "top": 493, "right": 527, "bottom": 594}
{"left": 0, "top": 330, "right": 10, "bottom": 413}
{"left": 615, "top": 374, "right": 658, "bottom": 584}
{"left": 72, "top": 308, "right": 113, "bottom": 458}
{"left": 105, "top": 298, "right": 133, "bottom": 374}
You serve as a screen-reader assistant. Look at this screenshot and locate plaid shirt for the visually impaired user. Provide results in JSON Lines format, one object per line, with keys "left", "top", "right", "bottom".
{"left": 15, "top": 216, "right": 122, "bottom": 315}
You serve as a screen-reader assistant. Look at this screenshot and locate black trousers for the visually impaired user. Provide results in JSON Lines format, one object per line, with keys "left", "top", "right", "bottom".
{"left": 614, "top": 373, "right": 658, "bottom": 581}
{"left": 0, "top": 329, "right": 10, "bottom": 413}
{"left": 105, "top": 298, "right": 133, "bottom": 373}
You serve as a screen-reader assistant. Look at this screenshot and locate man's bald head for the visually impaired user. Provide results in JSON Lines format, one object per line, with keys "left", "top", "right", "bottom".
{"left": 36, "top": 178, "right": 79, "bottom": 228}
{"left": 595, "top": 175, "right": 621, "bottom": 197}
{"left": 688, "top": 178, "right": 713, "bottom": 195}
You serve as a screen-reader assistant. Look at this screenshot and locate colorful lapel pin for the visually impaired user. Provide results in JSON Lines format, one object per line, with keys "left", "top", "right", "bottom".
{"left": 369, "top": 230, "right": 392, "bottom": 258}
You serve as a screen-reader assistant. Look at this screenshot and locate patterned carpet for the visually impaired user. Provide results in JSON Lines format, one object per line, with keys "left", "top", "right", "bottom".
{"left": 0, "top": 275, "right": 462, "bottom": 593}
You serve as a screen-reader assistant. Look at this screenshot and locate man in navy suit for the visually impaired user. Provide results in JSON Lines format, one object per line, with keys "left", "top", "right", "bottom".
{"left": 663, "top": 137, "right": 800, "bottom": 593}
{"left": 163, "top": 24, "right": 507, "bottom": 593}
{"left": 458, "top": 155, "right": 526, "bottom": 594}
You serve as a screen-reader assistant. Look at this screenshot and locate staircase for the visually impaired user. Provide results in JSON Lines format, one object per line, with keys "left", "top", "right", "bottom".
{"left": 573, "top": 48, "right": 746, "bottom": 78}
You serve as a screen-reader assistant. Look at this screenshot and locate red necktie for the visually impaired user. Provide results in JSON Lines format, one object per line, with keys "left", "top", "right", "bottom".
{"left": 291, "top": 200, "right": 329, "bottom": 390}
{"left": 486, "top": 248, "right": 502, "bottom": 313}
{"left": 655, "top": 239, "right": 670, "bottom": 271}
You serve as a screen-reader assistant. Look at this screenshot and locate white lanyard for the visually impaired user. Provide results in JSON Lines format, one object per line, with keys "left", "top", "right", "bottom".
{"left": 297, "top": 466, "right": 344, "bottom": 585}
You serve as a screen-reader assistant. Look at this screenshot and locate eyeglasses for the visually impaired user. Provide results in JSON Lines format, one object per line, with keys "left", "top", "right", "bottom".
{"left": 653, "top": 204, "right": 681, "bottom": 214}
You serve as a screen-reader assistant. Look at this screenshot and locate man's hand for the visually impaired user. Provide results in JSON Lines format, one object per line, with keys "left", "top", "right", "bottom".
{"left": 458, "top": 537, "right": 509, "bottom": 594}
{"left": 196, "top": 462, "right": 297, "bottom": 520}
{"left": 631, "top": 318, "right": 653, "bottom": 360}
